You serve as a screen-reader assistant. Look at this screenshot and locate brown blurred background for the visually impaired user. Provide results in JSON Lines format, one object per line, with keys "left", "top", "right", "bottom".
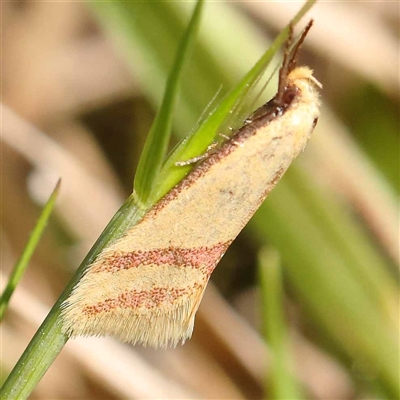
{"left": 1, "top": 1, "right": 399, "bottom": 399}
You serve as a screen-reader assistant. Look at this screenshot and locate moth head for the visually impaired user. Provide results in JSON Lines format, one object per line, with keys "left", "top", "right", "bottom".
{"left": 288, "top": 66, "right": 322, "bottom": 98}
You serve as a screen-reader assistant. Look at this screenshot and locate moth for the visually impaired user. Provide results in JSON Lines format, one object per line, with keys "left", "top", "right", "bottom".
{"left": 62, "top": 21, "right": 321, "bottom": 348}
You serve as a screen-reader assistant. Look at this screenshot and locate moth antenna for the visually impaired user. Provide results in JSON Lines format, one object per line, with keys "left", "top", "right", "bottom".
{"left": 276, "top": 19, "right": 314, "bottom": 102}
{"left": 277, "top": 24, "right": 294, "bottom": 101}
{"left": 288, "top": 19, "right": 314, "bottom": 73}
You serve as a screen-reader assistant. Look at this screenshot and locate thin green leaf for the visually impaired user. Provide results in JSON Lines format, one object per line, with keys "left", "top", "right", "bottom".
{"left": 154, "top": 0, "right": 317, "bottom": 202}
{"left": 250, "top": 170, "right": 400, "bottom": 398}
{"left": 0, "top": 194, "right": 144, "bottom": 400}
{"left": 0, "top": 3, "right": 205, "bottom": 397}
{"left": 0, "top": 180, "right": 61, "bottom": 321}
{"left": 258, "top": 247, "right": 303, "bottom": 400}
{"left": 133, "top": 0, "right": 205, "bottom": 207}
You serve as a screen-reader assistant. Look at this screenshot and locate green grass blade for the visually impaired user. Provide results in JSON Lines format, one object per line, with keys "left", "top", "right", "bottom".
{"left": 91, "top": 1, "right": 269, "bottom": 139}
{"left": 249, "top": 169, "right": 400, "bottom": 398}
{"left": 154, "top": 0, "right": 317, "bottom": 202}
{"left": 0, "top": 3, "right": 204, "bottom": 398}
{"left": 0, "top": 194, "right": 145, "bottom": 400}
{"left": 0, "top": 180, "right": 61, "bottom": 321}
{"left": 258, "top": 248, "right": 303, "bottom": 400}
{"left": 133, "top": 0, "right": 204, "bottom": 207}
{"left": 288, "top": 166, "right": 398, "bottom": 318}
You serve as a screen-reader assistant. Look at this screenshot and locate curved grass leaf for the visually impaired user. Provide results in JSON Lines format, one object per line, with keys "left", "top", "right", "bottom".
{"left": 133, "top": 0, "right": 205, "bottom": 207}
{"left": 154, "top": 0, "right": 317, "bottom": 203}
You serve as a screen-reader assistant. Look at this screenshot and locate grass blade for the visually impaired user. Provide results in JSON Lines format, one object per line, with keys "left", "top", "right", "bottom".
{"left": 258, "top": 248, "right": 303, "bottom": 399}
{"left": 133, "top": 0, "right": 204, "bottom": 207}
{"left": 0, "top": 2, "right": 205, "bottom": 398}
{"left": 0, "top": 194, "right": 144, "bottom": 400}
{"left": 154, "top": 0, "right": 317, "bottom": 202}
{"left": 250, "top": 170, "right": 400, "bottom": 398}
{"left": 0, "top": 180, "right": 60, "bottom": 321}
